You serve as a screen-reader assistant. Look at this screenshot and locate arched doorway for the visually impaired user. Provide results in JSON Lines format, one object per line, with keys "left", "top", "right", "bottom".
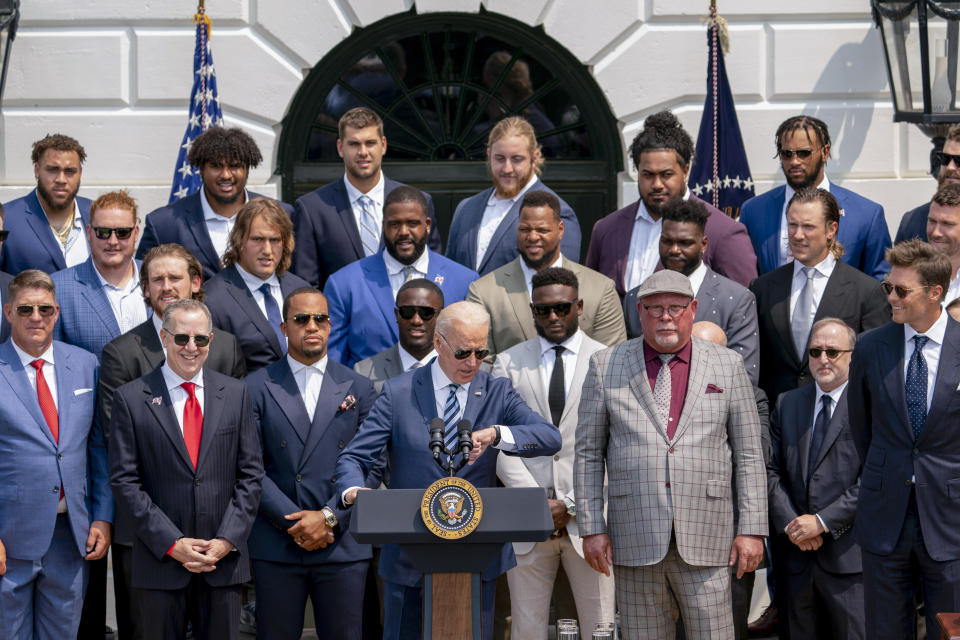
{"left": 278, "top": 9, "right": 622, "bottom": 258}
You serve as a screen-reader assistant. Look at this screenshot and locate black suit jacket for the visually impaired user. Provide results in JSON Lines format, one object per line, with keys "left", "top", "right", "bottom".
{"left": 108, "top": 367, "right": 264, "bottom": 590}
{"left": 768, "top": 385, "right": 862, "bottom": 575}
{"left": 750, "top": 260, "right": 890, "bottom": 404}
{"left": 895, "top": 201, "right": 930, "bottom": 244}
{"left": 137, "top": 191, "right": 294, "bottom": 280}
{"left": 204, "top": 265, "right": 310, "bottom": 373}
{"left": 289, "top": 177, "right": 441, "bottom": 289}
{"left": 0, "top": 271, "right": 11, "bottom": 343}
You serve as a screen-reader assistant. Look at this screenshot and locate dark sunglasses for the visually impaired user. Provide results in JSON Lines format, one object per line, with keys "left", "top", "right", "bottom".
{"left": 169, "top": 333, "right": 210, "bottom": 347}
{"left": 290, "top": 313, "right": 330, "bottom": 325}
{"left": 396, "top": 305, "right": 439, "bottom": 321}
{"left": 530, "top": 300, "right": 578, "bottom": 318}
{"left": 778, "top": 148, "right": 818, "bottom": 160}
{"left": 15, "top": 304, "right": 56, "bottom": 317}
{"left": 0, "top": 229, "right": 9, "bottom": 242}
{"left": 439, "top": 333, "right": 489, "bottom": 361}
{"left": 937, "top": 151, "right": 960, "bottom": 169}
{"left": 880, "top": 281, "right": 926, "bottom": 298}
{"left": 92, "top": 226, "right": 135, "bottom": 240}
{"left": 809, "top": 347, "right": 852, "bottom": 360}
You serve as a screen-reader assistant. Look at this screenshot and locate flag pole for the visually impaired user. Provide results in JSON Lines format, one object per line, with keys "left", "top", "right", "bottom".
{"left": 709, "top": 1, "right": 720, "bottom": 208}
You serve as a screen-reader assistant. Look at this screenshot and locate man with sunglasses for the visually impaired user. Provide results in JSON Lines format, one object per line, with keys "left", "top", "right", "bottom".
{"left": 246, "top": 287, "right": 380, "bottom": 640}
{"left": 740, "top": 115, "right": 892, "bottom": 279}
{"left": 767, "top": 317, "right": 865, "bottom": 639}
{"left": 0, "top": 270, "right": 112, "bottom": 639}
{"left": 0, "top": 202, "right": 13, "bottom": 342}
{"left": 336, "top": 301, "right": 560, "bottom": 640}
{"left": 324, "top": 186, "right": 477, "bottom": 367}
{"left": 109, "top": 298, "right": 263, "bottom": 640}
{"left": 848, "top": 239, "right": 960, "bottom": 639}
{"left": 355, "top": 279, "right": 444, "bottom": 393}
{"left": 467, "top": 190, "right": 625, "bottom": 357}
{"left": 492, "top": 267, "right": 616, "bottom": 639}
{"left": 895, "top": 123, "right": 960, "bottom": 244}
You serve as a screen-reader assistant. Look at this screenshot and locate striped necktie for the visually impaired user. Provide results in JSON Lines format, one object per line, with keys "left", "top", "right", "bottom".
{"left": 442, "top": 383, "right": 461, "bottom": 463}
{"left": 358, "top": 195, "right": 380, "bottom": 257}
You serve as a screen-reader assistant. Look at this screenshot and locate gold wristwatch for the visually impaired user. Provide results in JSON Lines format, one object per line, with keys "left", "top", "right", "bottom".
{"left": 320, "top": 507, "right": 339, "bottom": 528}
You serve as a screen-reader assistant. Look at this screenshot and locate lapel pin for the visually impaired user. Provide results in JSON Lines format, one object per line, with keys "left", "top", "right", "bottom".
{"left": 474, "top": 391, "right": 482, "bottom": 396}
{"left": 434, "top": 275, "right": 444, "bottom": 285}
{"left": 151, "top": 397, "right": 162, "bottom": 406}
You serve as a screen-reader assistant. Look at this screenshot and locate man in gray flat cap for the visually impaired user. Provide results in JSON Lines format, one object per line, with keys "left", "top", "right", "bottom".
{"left": 574, "top": 270, "right": 768, "bottom": 639}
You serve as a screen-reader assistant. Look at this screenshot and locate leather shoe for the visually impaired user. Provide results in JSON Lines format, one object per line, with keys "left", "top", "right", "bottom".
{"left": 747, "top": 604, "right": 778, "bottom": 637}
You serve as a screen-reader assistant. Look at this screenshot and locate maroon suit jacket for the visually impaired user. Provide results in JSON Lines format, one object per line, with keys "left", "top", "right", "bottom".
{"left": 585, "top": 195, "right": 758, "bottom": 297}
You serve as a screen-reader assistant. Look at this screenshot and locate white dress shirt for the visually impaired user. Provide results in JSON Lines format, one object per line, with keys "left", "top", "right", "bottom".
{"left": 398, "top": 346, "right": 436, "bottom": 372}
{"left": 945, "top": 266, "right": 960, "bottom": 306}
{"left": 94, "top": 262, "right": 147, "bottom": 333}
{"left": 431, "top": 362, "right": 514, "bottom": 450}
{"left": 686, "top": 261, "right": 708, "bottom": 297}
{"left": 160, "top": 363, "right": 205, "bottom": 435}
{"left": 789, "top": 253, "right": 836, "bottom": 322}
{"left": 519, "top": 254, "right": 563, "bottom": 300}
{"left": 200, "top": 187, "right": 248, "bottom": 263}
{"left": 475, "top": 174, "right": 539, "bottom": 270}
{"left": 235, "top": 263, "right": 283, "bottom": 321}
{"left": 383, "top": 247, "right": 430, "bottom": 302}
{"left": 537, "top": 329, "right": 582, "bottom": 403}
{"left": 903, "top": 307, "right": 948, "bottom": 412}
{"left": 779, "top": 175, "right": 830, "bottom": 266}
{"left": 344, "top": 172, "right": 386, "bottom": 250}
{"left": 40, "top": 190, "right": 89, "bottom": 268}
{"left": 287, "top": 354, "right": 327, "bottom": 423}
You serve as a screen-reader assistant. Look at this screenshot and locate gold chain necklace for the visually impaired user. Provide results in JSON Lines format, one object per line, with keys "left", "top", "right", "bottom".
{"left": 49, "top": 216, "right": 73, "bottom": 245}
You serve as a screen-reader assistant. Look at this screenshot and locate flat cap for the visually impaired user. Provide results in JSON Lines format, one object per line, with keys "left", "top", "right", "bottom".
{"left": 634, "top": 269, "right": 694, "bottom": 300}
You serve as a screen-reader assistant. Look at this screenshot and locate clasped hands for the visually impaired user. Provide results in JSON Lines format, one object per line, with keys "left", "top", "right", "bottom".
{"left": 168, "top": 537, "right": 234, "bottom": 573}
{"left": 284, "top": 510, "right": 335, "bottom": 551}
{"left": 785, "top": 513, "right": 825, "bottom": 551}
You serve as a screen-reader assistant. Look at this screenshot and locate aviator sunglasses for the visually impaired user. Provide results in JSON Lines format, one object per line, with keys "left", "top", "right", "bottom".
{"left": 808, "top": 347, "right": 852, "bottom": 360}
{"left": 396, "top": 305, "right": 440, "bottom": 321}
{"left": 92, "top": 226, "right": 135, "bottom": 240}
{"left": 438, "top": 333, "right": 489, "bottom": 361}
{"left": 15, "top": 304, "right": 56, "bottom": 317}
{"left": 880, "top": 281, "right": 926, "bottom": 298}
{"left": 168, "top": 333, "right": 211, "bottom": 347}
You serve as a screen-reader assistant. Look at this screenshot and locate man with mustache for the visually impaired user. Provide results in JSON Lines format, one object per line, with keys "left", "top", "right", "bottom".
{"left": 896, "top": 124, "right": 960, "bottom": 243}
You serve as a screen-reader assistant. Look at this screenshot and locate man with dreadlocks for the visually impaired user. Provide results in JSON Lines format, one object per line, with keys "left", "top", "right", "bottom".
{"left": 138, "top": 127, "right": 294, "bottom": 280}
{"left": 740, "top": 115, "right": 892, "bottom": 280}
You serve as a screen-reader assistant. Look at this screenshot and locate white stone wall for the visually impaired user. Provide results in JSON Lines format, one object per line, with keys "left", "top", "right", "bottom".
{"left": 0, "top": 0, "right": 937, "bottom": 233}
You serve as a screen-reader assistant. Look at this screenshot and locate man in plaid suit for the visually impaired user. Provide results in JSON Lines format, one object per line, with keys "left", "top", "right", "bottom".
{"left": 574, "top": 270, "right": 768, "bottom": 639}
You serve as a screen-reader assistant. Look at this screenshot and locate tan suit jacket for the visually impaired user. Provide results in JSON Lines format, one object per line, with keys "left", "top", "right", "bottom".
{"left": 574, "top": 337, "right": 767, "bottom": 567}
{"left": 467, "top": 256, "right": 626, "bottom": 356}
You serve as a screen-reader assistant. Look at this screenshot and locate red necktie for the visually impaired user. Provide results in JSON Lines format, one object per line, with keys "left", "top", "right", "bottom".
{"left": 31, "top": 359, "right": 63, "bottom": 500}
{"left": 180, "top": 382, "right": 203, "bottom": 469}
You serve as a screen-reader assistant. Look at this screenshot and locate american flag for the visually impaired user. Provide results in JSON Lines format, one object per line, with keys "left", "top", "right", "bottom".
{"left": 168, "top": 10, "right": 224, "bottom": 204}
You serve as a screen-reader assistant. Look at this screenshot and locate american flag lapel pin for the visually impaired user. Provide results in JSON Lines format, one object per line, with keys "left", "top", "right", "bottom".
{"left": 152, "top": 397, "right": 162, "bottom": 406}
{"left": 434, "top": 275, "right": 444, "bottom": 285}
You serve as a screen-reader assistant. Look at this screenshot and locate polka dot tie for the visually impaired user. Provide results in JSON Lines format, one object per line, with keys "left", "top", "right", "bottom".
{"left": 654, "top": 354, "right": 674, "bottom": 438}
{"left": 906, "top": 335, "right": 929, "bottom": 442}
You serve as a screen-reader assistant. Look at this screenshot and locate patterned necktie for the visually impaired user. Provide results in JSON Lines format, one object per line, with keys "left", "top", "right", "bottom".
{"left": 402, "top": 265, "right": 419, "bottom": 282}
{"left": 808, "top": 394, "right": 831, "bottom": 479}
{"left": 906, "top": 335, "right": 930, "bottom": 441}
{"left": 654, "top": 354, "right": 675, "bottom": 439}
{"left": 181, "top": 382, "right": 203, "bottom": 469}
{"left": 548, "top": 346, "right": 565, "bottom": 426}
{"left": 258, "top": 282, "right": 287, "bottom": 355}
{"left": 792, "top": 266, "right": 816, "bottom": 358}
{"left": 358, "top": 195, "right": 380, "bottom": 257}
{"left": 443, "top": 383, "right": 461, "bottom": 463}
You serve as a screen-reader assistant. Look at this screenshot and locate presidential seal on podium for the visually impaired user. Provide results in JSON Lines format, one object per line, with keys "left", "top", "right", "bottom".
{"left": 421, "top": 476, "right": 483, "bottom": 539}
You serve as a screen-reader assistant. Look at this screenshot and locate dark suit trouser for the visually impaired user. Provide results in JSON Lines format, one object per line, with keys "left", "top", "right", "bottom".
{"left": 76, "top": 556, "right": 107, "bottom": 639}
{"left": 252, "top": 558, "right": 367, "bottom": 640}
{"left": 776, "top": 562, "right": 864, "bottom": 640}
{"left": 383, "top": 578, "right": 497, "bottom": 640}
{"left": 863, "top": 497, "right": 960, "bottom": 640}
{"left": 134, "top": 577, "right": 241, "bottom": 640}
{"left": 113, "top": 543, "right": 142, "bottom": 640}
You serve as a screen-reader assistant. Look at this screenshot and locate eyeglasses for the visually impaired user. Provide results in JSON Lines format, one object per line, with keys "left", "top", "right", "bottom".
{"left": 290, "top": 313, "right": 330, "bottom": 326}
{"left": 778, "top": 148, "right": 819, "bottom": 160}
{"left": 937, "top": 151, "right": 960, "bottom": 169}
{"left": 396, "top": 305, "right": 440, "bottom": 321}
{"left": 0, "top": 230, "right": 9, "bottom": 242}
{"left": 15, "top": 304, "right": 56, "bottom": 317}
{"left": 808, "top": 347, "right": 853, "bottom": 360}
{"left": 530, "top": 300, "right": 579, "bottom": 318}
{"left": 642, "top": 302, "right": 691, "bottom": 319}
{"left": 880, "top": 281, "right": 926, "bottom": 298}
{"left": 438, "top": 333, "right": 489, "bottom": 361}
{"left": 168, "top": 333, "right": 211, "bottom": 347}
{"left": 92, "top": 226, "right": 135, "bottom": 240}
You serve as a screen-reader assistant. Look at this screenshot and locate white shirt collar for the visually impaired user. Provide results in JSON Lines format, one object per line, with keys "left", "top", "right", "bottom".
{"left": 814, "top": 379, "right": 847, "bottom": 411}
{"left": 431, "top": 359, "right": 472, "bottom": 394}
{"left": 343, "top": 172, "right": 385, "bottom": 207}
{"left": 398, "top": 345, "right": 436, "bottom": 371}
{"left": 235, "top": 262, "right": 280, "bottom": 290}
{"left": 487, "top": 173, "right": 539, "bottom": 206}
{"left": 687, "top": 261, "right": 708, "bottom": 297}
{"left": 92, "top": 259, "right": 140, "bottom": 292}
{"left": 785, "top": 175, "right": 830, "bottom": 205}
{"left": 538, "top": 328, "right": 583, "bottom": 359}
{"left": 160, "top": 361, "right": 204, "bottom": 391}
{"left": 200, "top": 186, "right": 249, "bottom": 222}
{"left": 792, "top": 251, "right": 837, "bottom": 280}
{"left": 519, "top": 253, "right": 564, "bottom": 293}
{"left": 383, "top": 246, "right": 430, "bottom": 278}
{"left": 12, "top": 340, "right": 54, "bottom": 368}
{"left": 904, "top": 307, "right": 949, "bottom": 346}
{"left": 287, "top": 354, "right": 327, "bottom": 377}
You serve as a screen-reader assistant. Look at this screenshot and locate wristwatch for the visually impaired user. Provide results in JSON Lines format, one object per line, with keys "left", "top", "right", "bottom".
{"left": 320, "top": 506, "right": 339, "bottom": 528}
{"left": 491, "top": 425, "right": 502, "bottom": 447}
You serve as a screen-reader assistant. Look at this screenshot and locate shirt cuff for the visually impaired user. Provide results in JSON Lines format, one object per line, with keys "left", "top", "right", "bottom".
{"left": 166, "top": 540, "right": 178, "bottom": 556}
{"left": 341, "top": 487, "right": 362, "bottom": 506}
{"left": 816, "top": 514, "right": 829, "bottom": 533}
{"left": 495, "top": 425, "right": 517, "bottom": 451}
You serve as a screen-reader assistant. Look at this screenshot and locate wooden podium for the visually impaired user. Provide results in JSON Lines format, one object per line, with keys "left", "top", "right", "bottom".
{"left": 938, "top": 612, "right": 960, "bottom": 640}
{"left": 350, "top": 487, "right": 553, "bottom": 640}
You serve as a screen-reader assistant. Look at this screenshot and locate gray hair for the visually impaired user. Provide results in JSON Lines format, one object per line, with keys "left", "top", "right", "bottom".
{"left": 809, "top": 317, "right": 856, "bottom": 349}
{"left": 436, "top": 301, "right": 490, "bottom": 336}
{"left": 162, "top": 299, "right": 212, "bottom": 334}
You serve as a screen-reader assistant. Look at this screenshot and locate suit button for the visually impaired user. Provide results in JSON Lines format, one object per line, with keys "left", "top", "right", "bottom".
{"left": 668, "top": 447, "right": 674, "bottom": 454}
{"left": 665, "top": 482, "right": 671, "bottom": 488}
{"left": 296, "top": 474, "right": 303, "bottom": 483}
{"left": 904, "top": 479, "right": 912, "bottom": 486}
{"left": 913, "top": 448, "right": 920, "bottom": 455}
{"left": 280, "top": 441, "right": 287, "bottom": 448}
{"left": 338, "top": 441, "right": 345, "bottom": 449}
{"left": 57, "top": 453, "right": 63, "bottom": 460}
{"left": 554, "top": 455, "right": 560, "bottom": 461}
{"left": 195, "top": 479, "right": 200, "bottom": 486}
{"left": 331, "top": 476, "right": 337, "bottom": 483}
{"left": 52, "top": 486, "right": 59, "bottom": 493}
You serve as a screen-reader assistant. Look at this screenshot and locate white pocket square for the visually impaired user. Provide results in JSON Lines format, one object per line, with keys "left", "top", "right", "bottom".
{"left": 74, "top": 388, "right": 93, "bottom": 395}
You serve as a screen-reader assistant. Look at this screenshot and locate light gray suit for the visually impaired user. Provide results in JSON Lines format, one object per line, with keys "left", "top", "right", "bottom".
{"left": 467, "top": 256, "right": 626, "bottom": 356}
{"left": 492, "top": 332, "right": 615, "bottom": 638}
{"left": 353, "top": 344, "right": 405, "bottom": 393}
{"left": 624, "top": 266, "right": 760, "bottom": 385}
{"left": 575, "top": 337, "right": 768, "bottom": 638}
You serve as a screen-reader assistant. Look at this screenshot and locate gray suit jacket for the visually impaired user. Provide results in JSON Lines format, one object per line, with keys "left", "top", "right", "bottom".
{"left": 624, "top": 266, "right": 760, "bottom": 385}
{"left": 353, "top": 344, "right": 405, "bottom": 393}
{"left": 493, "top": 332, "right": 607, "bottom": 557}
{"left": 467, "top": 256, "right": 626, "bottom": 356}
{"left": 575, "top": 337, "right": 767, "bottom": 567}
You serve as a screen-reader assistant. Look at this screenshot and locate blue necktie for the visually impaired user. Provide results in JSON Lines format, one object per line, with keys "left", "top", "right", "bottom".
{"left": 358, "top": 195, "right": 380, "bottom": 257}
{"left": 906, "top": 335, "right": 930, "bottom": 441}
{"left": 258, "top": 283, "right": 287, "bottom": 355}
{"left": 808, "top": 394, "right": 831, "bottom": 479}
{"left": 442, "top": 384, "right": 461, "bottom": 464}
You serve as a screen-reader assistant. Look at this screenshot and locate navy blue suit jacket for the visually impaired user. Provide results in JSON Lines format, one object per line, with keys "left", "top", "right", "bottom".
{"left": 0, "top": 271, "right": 12, "bottom": 343}
{"left": 108, "top": 367, "right": 264, "bottom": 589}
{"left": 246, "top": 357, "right": 381, "bottom": 565}
{"left": 445, "top": 181, "right": 581, "bottom": 275}
{"left": 324, "top": 248, "right": 478, "bottom": 367}
{"left": 895, "top": 201, "right": 929, "bottom": 244}
{"left": 849, "top": 317, "right": 960, "bottom": 561}
{"left": 739, "top": 183, "right": 892, "bottom": 279}
{"left": 290, "top": 177, "right": 442, "bottom": 289}
{"left": 767, "top": 385, "right": 862, "bottom": 575}
{"left": 204, "top": 265, "right": 310, "bottom": 373}
{"left": 0, "top": 191, "right": 92, "bottom": 275}
{"left": 335, "top": 365, "right": 561, "bottom": 586}
{"left": 137, "top": 191, "right": 293, "bottom": 281}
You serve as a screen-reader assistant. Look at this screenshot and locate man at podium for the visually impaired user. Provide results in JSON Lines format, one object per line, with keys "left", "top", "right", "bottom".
{"left": 336, "top": 301, "right": 561, "bottom": 640}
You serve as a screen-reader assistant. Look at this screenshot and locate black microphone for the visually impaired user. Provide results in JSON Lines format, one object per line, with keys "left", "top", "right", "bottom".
{"left": 456, "top": 419, "right": 474, "bottom": 459}
{"left": 429, "top": 418, "right": 445, "bottom": 461}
